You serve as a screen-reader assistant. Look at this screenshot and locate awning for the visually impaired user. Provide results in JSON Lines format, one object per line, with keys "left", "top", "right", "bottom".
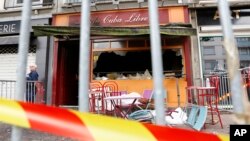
{"left": 32, "top": 23, "right": 196, "bottom": 37}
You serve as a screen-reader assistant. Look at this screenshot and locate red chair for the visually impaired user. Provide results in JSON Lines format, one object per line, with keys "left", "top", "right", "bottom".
{"left": 209, "top": 76, "right": 223, "bottom": 128}
{"left": 89, "top": 81, "right": 103, "bottom": 113}
{"left": 196, "top": 76, "right": 223, "bottom": 128}
{"left": 102, "top": 81, "right": 121, "bottom": 116}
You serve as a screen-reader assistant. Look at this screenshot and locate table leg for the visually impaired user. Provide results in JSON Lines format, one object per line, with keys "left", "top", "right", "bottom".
{"left": 111, "top": 99, "right": 137, "bottom": 119}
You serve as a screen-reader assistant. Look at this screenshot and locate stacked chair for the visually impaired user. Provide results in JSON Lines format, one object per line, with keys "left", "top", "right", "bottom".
{"left": 89, "top": 81, "right": 103, "bottom": 113}
{"left": 102, "top": 81, "right": 121, "bottom": 116}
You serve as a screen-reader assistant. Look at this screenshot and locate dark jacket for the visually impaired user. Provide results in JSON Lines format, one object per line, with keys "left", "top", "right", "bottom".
{"left": 27, "top": 71, "right": 39, "bottom": 81}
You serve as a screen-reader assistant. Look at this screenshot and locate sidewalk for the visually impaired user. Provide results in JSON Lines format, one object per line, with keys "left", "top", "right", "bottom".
{"left": 0, "top": 123, "right": 76, "bottom": 141}
{"left": 0, "top": 113, "right": 233, "bottom": 141}
{"left": 202, "top": 113, "right": 232, "bottom": 134}
{"left": 174, "top": 113, "right": 233, "bottom": 135}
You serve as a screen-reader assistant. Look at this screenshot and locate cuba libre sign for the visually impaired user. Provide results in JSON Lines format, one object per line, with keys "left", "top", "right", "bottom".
{"left": 0, "top": 21, "right": 20, "bottom": 35}
{"left": 69, "top": 8, "right": 169, "bottom": 27}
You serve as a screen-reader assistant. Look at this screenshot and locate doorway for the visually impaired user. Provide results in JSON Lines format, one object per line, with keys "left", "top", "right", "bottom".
{"left": 56, "top": 40, "right": 79, "bottom": 105}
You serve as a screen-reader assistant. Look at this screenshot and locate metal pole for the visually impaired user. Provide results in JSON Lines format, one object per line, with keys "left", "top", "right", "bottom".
{"left": 79, "top": 0, "right": 91, "bottom": 112}
{"left": 11, "top": 0, "right": 32, "bottom": 140}
{"left": 176, "top": 78, "right": 180, "bottom": 107}
{"left": 148, "top": 0, "right": 166, "bottom": 125}
{"left": 46, "top": 37, "right": 54, "bottom": 105}
{"left": 217, "top": 1, "right": 247, "bottom": 121}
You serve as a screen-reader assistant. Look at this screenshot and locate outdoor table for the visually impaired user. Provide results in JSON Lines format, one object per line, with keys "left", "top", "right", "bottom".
{"left": 104, "top": 95, "right": 141, "bottom": 119}
{"left": 196, "top": 86, "right": 216, "bottom": 106}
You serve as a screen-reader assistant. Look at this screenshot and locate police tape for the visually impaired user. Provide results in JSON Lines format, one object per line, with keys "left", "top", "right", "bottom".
{"left": 0, "top": 99, "right": 229, "bottom": 141}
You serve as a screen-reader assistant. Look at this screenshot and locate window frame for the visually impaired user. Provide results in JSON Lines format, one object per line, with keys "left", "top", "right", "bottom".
{"left": 204, "top": 60, "right": 217, "bottom": 71}
{"left": 91, "top": 37, "right": 184, "bottom": 80}
{"left": 239, "top": 47, "right": 249, "bottom": 55}
{"left": 203, "top": 46, "right": 216, "bottom": 55}
{"left": 15, "top": 0, "right": 43, "bottom": 6}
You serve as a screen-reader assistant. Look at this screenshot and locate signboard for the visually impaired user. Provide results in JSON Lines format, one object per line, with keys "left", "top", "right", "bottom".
{"left": 0, "top": 21, "right": 20, "bottom": 35}
{"left": 69, "top": 8, "right": 169, "bottom": 27}
{"left": 197, "top": 8, "right": 250, "bottom": 26}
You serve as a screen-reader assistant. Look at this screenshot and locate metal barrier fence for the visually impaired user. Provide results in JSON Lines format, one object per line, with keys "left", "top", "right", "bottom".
{"left": 0, "top": 80, "right": 45, "bottom": 104}
{"left": 204, "top": 67, "right": 250, "bottom": 111}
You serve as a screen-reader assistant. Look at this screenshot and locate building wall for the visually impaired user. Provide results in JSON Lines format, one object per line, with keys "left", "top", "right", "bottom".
{"left": 189, "top": 9, "right": 202, "bottom": 86}
{"left": 0, "top": 0, "right": 54, "bottom": 103}
{"left": 196, "top": 8, "right": 250, "bottom": 76}
{"left": 56, "top": 0, "right": 180, "bottom": 14}
{"left": 35, "top": 36, "right": 49, "bottom": 82}
{"left": 0, "top": 0, "right": 4, "bottom": 11}
{"left": 0, "top": 0, "right": 184, "bottom": 104}
{"left": 3, "top": 0, "right": 249, "bottom": 104}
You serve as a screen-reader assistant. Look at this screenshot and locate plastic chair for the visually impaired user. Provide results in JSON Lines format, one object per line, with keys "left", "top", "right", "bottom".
{"left": 172, "top": 86, "right": 207, "bottom": 131}
{"left": 192, "top": 106, "right": 208, "bottom": 130}
{"left": 185, "top": 105, "right": 208, "bottom": 131}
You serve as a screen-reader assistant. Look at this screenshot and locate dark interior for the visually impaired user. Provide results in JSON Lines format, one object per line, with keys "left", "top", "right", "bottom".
{"left": 93, "top": 49, "right": 183, "bottom": 77}
{"left": 57, "top": 40, "right": 79, "bottom": 105}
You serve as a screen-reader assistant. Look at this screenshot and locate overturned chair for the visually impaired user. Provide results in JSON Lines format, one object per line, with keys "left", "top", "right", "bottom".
{"left": 128, "top": 88, "right": 208, "bottom": 131}
{"left": 128, "top": 104, "right": 207, "bottom": 131}
{"left": 184, "top": 105, "right": 208, "bottom": 131}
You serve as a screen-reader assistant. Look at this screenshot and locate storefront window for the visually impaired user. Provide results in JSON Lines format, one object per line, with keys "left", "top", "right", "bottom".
{"left": 128, "top": 40, "right": 145, "bottom": 48}
{"left": 92, "top": 38, "right": 183, "bottom": 80}
{"left": 111, "top": 41, "right": 126, "bottom": 49}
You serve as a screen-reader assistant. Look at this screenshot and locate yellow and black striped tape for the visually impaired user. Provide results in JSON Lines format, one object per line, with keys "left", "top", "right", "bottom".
{"left": 0, "top": 99, "right": 229, "bottom": 141}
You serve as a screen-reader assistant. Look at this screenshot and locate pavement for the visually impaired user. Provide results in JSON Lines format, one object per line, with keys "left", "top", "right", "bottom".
{"left": 174, "top": 112, "right": 233, "bottom": 135}
{"left": 201, "top": 112, "right": 233, "bottom": 135}
{"left": 0, "top": 124, "right": 76, "bottom": 141}
{"left": 0, "top": 113, "right": 233, "bottom": 141}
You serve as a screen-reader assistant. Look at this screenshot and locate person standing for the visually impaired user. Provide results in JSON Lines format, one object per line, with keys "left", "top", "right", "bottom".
{"left": 26, "top": 64, "right": 39, "bottom": 103}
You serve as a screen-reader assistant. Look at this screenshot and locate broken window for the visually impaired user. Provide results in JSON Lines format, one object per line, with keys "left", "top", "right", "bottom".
{"left": 93, "top": 49, "right": 183, "bottom": 80}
